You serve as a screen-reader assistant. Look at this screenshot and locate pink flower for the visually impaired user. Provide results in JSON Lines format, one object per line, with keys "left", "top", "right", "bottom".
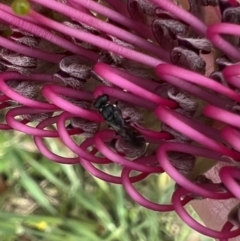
{"left": 1, "top": 0, "right": 240, "bottom": 239}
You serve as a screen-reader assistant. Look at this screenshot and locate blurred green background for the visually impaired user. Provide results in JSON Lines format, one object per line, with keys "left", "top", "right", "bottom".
{"left": 0, "top": 129, "right": 213, "bottom": 241}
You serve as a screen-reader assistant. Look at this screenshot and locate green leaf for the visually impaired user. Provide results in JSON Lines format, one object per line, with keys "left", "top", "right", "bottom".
{"left": 9, "top": 150, "right": 57, "bottom": 215}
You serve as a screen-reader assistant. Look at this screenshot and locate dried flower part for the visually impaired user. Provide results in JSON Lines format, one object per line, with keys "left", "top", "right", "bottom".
{"left": 218, "top": 0, "right": 232, "bottom": 14}
{"left": 70, "top": 117, "right": 99, "bottom": 137}
{"left": 10, "top": 27, "right": 36, "bottom": 37}
{"left": 228, "top": 203, "right": 240, "bottom": 227}
{"left": 63, "top": 21, "right": 99, "bottom": 51}
{"left": 0, "top": 60, "right": 33, "bottom": 75}
{"left": 122, "top": 60, "right": 158, "bottom": 81}
{"left": 170, "top": 47, "right": 206, "bottom": 74}
{"left": 64, "top": 19, "right": 100, "bottom": 36}
{"left": 216, "top": 56, "right": 233, "bottom": 70}
{"left": 175, "top": 108, "right": 193, "bottom": 118}
{"left": 22, "top": 112, "right": 53, "bottom": 122}
{"left": 7, "top": 80, "right": 41, "bottom": 100}
{"left": 91, "top": 70, "right": 112, "bottom": 86}
{"left": 9, "top": 32, "right": 41, "bottom": 48}
{"left": 63, "top": 96, "right": 90, "bottom": 109}
{"left": 223, "top": 7, "right": 240, "bottom": 24}
{"left": 0, "top": 49, "right": 37, "bottom": 68}
{"left": 127, "top": 0, "right": 158, "bottom": 24}
{"left": 152, "top": 19, "right": 189, "bottom": 50}
{"left": 168, "top": 87, "right": 198, "bottom": 113}
{"left": 154, "top": 83, "right": 173, "bottom": 98}
{"left": 59, "top": 55, "right": 93, "bottom": 79}
{"left": 162, "top": 123, "right": 191, "bottom": 143}
{"left": 117, "top": 101, "right": 143, "bottom": 124}
{"left": 201, "top": 0, "right": 218, "bottom": 6}
{"left": 111, "top": 137, "right": 146, "bottom": 159}
{"left": 0, "top": 62, "right": 7, "bottom": 72}
{"left": 209, "top": 71, "right": 228, "bottom": 86}
{"left": 177, "top": 36, "right": 212, "bottom": 54}
{"left": 99, "top": 36, "right": 134, "bottom": 66}
{"left": 168, "top": 151, "right": 196, "bottom": 174}
{"left": 155, "top": 9, "right": 176, "bottom": 19}
{"left": 188, "top": 0, "right": 205, "bottom": 20}
{"left": 54, "top": 71, "right": 86, "bottom": 90}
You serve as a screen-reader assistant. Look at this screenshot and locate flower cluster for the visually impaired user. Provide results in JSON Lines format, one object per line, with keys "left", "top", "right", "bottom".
{"left": 1, "top": 0, "right": 240, "bottom": 239}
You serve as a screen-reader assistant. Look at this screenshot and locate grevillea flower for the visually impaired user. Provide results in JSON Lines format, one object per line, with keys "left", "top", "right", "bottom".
{"left": 2, "top": 0, "right": 240, "bottom": 239}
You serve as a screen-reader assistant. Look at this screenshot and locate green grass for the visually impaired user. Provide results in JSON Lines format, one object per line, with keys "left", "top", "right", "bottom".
{"left": 0, "top": 130, "right": 213, "bottom": 241}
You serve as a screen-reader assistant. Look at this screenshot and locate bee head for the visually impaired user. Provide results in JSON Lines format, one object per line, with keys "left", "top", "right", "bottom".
{"left": 93, "top": 94, "right": 109, "bottom": 109}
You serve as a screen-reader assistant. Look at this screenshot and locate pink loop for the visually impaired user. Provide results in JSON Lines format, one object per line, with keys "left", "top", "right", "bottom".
{"left": 93, "top": 86, "right": 156, "bottom": 110}
{"left": 219, "top": 166, "right": 240, "bottom": 199}
{"left": 121, "top": 163, "right": 192, "bottom": 212}
{"left": 33, "top": 116, "right": 79, "bottom": 164}
{"left": 155, "top": 105, "right": 240, "bottom": 160}
{"left": 223, "top": 64, "right": 240, "bottom": 89}
{"left": 42, "top": 84, "right": 102, "bottom": 122}
{"left": 219, "top": 222, "right": 234, "bottom": 241}
{"left": 94, "top": 129, "right": 164, "bottom": 173}
{"left": 80, "top": 138, "right": 149, "bottom": 184}
{"left": 155, "top": 64, "right": 240, "bottom": 104}
{"left": 172, "top": 187, "right": 240, "bottom": 239}
{"left": 6, "top": 106, "right": 60, "bottom": 137}
{"left": 57, "top": 112, "right": 110, "bottom": 164}
{"left": 157, "top": 142, "right": 234, "bottom": 199}
{"left": 93, "top": 63, "right": 177, "bottom": 108}
{"left": 0, "top": 72, "right": 57, "bottom": 109}
{"left": 206, "top": 23, "right": 240, "bottom": 61}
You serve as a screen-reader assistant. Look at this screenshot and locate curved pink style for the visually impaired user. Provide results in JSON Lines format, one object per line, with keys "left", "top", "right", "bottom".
{"left": 172, "top": 187, "right": 240, "bottom": 239}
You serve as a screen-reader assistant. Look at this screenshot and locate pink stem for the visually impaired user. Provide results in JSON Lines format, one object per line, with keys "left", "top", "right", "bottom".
{"left": 204, "top": 104, "right": 240, "bottom": 129}
{"left": 0, "top": 6, "right": 98, "bottom": 61}
{"left": 172, "top": 186, "right": 240, "bottom": 239}
{"left": 57, "top": 112, "right": 110, "bottom": 164}
{"left": 221, "top": 127, "right": 240, "bottom": 152}
{"left": 0, "top": 36, "right": 64, "bottom": 63}
{"left": 41, "top": 84, "right": 102, "bottom": 122}
{"left": 94, "top": 129, "right": 164, "bottom": 173}
{"left": 155, "top": 105, "right": 240, "bottom": 160}
{"left": 6, "top": 107, "right": 60, "bottom": 137}
{"left": 28, "top": 0, "right": 168, "bottom": 60}
{"left": 104, "top": 0, "right": 130, "bottom": 18}
{"left": 219, "top": 221, "right": 234, "bottom": 241}
{"left": 155, "top": 64, "right": 240, "bottom": 106}
{"left": 219, "top": 166, "right": 240, "bottom": 200}
{"left": 207, "top": 23, "right": 240, "bottom": 61}
{"left": 223, "top": 63, "right": 240, "bottom": 88}
{"left": 68, "top": 0, "right": 154, "bottom": 39}
{"left": 33, "top": 116, "right": 79, "bottom": 164}
{"left": 93, "top": 63, "right": 177, "bottom": 108}
{"left": 122, "top": 166, "right": 192, "bottom": 211}
{"left": 93, "top": 86, "right": 156, "bottom": 110}
{"left": 150, "top": 0, "right": 207, "bottom": 35}
{"left": 67, "top": 0, "right": 93, "bottom": 15}
{"left": 28, "top": 10, "right": 162, "bottom": 67}
{"left": 157, "top": 142, "right": 234, "bottom": 199}
{"left": 0, "top": 72, "right": 57, "bottom": 110}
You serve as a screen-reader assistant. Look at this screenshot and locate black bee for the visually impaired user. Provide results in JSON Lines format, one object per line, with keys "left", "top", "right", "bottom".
{"left": 94, "top": 94, "right": 145, "bottom": 147}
